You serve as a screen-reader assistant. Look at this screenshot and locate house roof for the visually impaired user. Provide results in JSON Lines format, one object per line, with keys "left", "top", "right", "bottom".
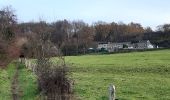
{"left": 97, "top": 40, "right": 151, "bottom": 45}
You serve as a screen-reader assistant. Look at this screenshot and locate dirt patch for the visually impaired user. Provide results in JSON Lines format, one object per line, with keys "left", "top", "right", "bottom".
{"left": 11, "top": 63, "right": 21, "bottom": 100}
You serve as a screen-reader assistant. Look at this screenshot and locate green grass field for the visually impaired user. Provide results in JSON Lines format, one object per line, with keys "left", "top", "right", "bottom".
{"left": 1, "top": 49, "right": 170, "bottom": 100}
{"left": 64, "top": 49, "right": 170, "bottom": 100}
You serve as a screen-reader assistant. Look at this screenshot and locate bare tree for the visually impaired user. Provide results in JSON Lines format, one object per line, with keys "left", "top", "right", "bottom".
{"left": 72, "top": 20, "right": 86, "bottom": 55}
{"left": 79, "top": 26, "right": 95, "bottom": 54}
{"left": 0, "top": 6, "right": 17, "bottom": 40}
{"left": 157, "top": 24, "right": 170, "bottom": 32}
{"left": 28, "top": 21, "right": 74, "bottom": 100}
{"left": 0, "top": 6, "right": 18, "bottom": 67}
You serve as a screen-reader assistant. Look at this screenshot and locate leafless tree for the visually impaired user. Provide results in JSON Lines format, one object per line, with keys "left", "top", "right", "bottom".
{"left": 0, "top": 6, "right": 17, "bottom": 40}
{"left": 30, "top": 21, "right": 73, "bottom": 100}
{"left": 72, "top": 20, "right": 86, "bottom": 55}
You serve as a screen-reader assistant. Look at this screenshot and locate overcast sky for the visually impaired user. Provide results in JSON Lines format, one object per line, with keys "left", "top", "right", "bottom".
{"left": 0, "top": 0, "right": 170, "bottom": 30}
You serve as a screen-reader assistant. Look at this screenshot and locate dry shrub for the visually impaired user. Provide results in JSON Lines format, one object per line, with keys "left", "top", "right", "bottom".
{"left": 0, "top": 40, "right": 7, "bottom": 67}
{"left": 7, "top": 42, "right": 20, "bottom": 59}
{"left": 35, "top": 56, "right": 73, "bottom": 100}
{"left": 34, "top": 36, "right": 74, "bottom": 99}
{"left": 0, "top": 37, "right": 23, "bottom": 68}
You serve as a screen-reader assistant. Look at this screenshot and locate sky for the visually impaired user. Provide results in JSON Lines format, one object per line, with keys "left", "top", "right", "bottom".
{"left": 0, "top": 0, "right": 170, "bottom": 30}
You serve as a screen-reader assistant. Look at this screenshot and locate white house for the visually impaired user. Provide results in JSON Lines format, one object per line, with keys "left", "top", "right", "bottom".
{"left": 97, "top": 40, "right": 154, "bottom": 52}
{"left": 133, "top": 40, "right": 154, "bottom": 49}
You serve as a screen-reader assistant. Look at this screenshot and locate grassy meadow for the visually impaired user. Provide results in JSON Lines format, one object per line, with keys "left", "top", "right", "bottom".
{"left": 63, "top": 49, "right": 170, "bottom": 100}
{"left": 0, "top": 49, "right": 170, "bottom": 100}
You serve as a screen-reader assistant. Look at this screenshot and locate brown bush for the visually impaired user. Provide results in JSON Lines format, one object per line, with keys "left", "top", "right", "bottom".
{"left": 35, "top": 56, "right": 73, "bottom": 100}
{"left": 33, "top": 32, "right": 74, "bottom": 99}
{"left": 0, "top": 40, "right": 8, "bottom": 67}
{"left": 0, "top": 38, "right": 22, "bottom": 68}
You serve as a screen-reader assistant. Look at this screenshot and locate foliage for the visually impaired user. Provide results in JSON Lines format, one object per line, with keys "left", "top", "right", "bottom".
{"left": 17, "top": 20, "right": 170, "bottom": 56}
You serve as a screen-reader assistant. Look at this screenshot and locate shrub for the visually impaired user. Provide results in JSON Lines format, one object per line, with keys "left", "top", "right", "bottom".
{"left": 35, "top": 56, "right": 73, "bottom": 100}
{"left": 33, "top": 32, "right": 74, "bottom": 99}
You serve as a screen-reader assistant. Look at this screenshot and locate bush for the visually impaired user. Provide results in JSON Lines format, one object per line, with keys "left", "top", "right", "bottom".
{"left": 33, "top": 34, "right": 74, "bottom": 99}
{"left": 36, "top": 57, "right": 73, "bottom": 100}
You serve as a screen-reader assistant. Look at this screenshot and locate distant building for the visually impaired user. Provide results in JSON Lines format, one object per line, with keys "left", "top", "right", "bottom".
{"left": 97, "top": 40, "right": 154, "bottom": 52}
{"left": 97, "top": 42, "right": 113, "bottom": 52}
{"left": 132, "top": 40, "right": 154, "bottom": 49}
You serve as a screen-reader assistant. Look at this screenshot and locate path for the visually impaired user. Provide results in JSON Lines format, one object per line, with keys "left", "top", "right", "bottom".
{"left": 11, "top": 62, "right": 21, "bottom": 100}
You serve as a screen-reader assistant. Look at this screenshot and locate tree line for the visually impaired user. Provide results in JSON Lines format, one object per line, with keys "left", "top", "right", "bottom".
{"left": 1, "top": 7, "right": 170, "bottom": 58}
{"left": 18, "top": 21, "right": 170, "bottom": 56}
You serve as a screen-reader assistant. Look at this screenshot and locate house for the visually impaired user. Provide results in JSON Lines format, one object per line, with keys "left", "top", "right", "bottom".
{"left": 97, "top": 40, "right": 154, "bottom": 52}
{"left": 97, "top": 42, "right": 113, "bottom": 52}
{"left": 132, "top": 40, "right": 154, "bottom": 49}
{"left": 97, "top": 42, "right": 130, "bottom": 52}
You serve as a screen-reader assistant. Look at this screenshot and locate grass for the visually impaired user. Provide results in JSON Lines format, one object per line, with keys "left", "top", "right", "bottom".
{"left": 18, "top": 63, "right": 38, "bottom": 100}
{"left": 1, "top": 49, "right": 170, "bottom": 100}
{"left": 0, "top": 63, "right": 16, "bottom": 100}
{"left": 0, "top": 63, "right": 38, "bottom": 100}
{"left": 63, "top": 49, "right": 170, "bottom": 100}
